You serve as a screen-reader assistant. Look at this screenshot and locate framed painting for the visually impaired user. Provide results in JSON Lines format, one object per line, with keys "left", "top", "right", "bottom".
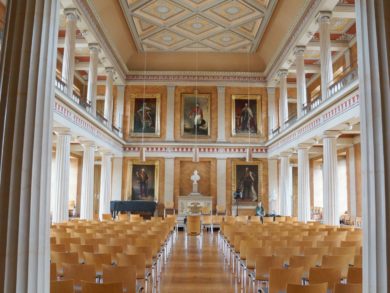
{"left": 125, "top": 161, "right": 159, "bottom": 201}
{"left": 232, "top": 161, "right": 262, "bottom": 203}
{"left": 181, "top": 92, "right": 211, "bottom": 137}
{"left": 129, "top": 94, "right": 161, "bottom": 137}
{"left": 231, "top": 95, "right": 262, "bottom": 136}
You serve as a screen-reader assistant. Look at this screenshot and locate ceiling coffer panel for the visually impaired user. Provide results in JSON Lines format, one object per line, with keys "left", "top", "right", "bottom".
{"left": 122, "top": 0, "right": 277, "bottom": 53}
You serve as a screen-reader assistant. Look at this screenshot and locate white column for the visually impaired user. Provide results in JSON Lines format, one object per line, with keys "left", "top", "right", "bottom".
{"left": 297, "top": 144, "right": 311, "bottom": 222}
{"left": 356, "top": 1, "right": 390, "bottom": 290}
{"left": 79, "top": 141, "right": 95, "bottom": 220}
{"left": 52, "top": 128, "right": 71, "bottom": 223}
{"left": 111, "top": 157, "right": 123, "bottom": 201}
{"left": 166, "top": 85, "right": 175, "bottom": 141}
{"left": 267, "top": 87, "right": 276, "bottom": 137}
{"left": 87, "top": 44, "right": 99, "bottom": 115}
{"left": 61, "top": 8, "right": 77, "bottom": 97}
{"left": 104, "top": 68, "right": 114, "bottom": 126}
{"left": 99, "top": 152, "right": 112, "bottom": 219}
{"left": 295, "top": 46, "right": 307, "bottom": 118}
{"left": 344, "top": 48, "right": 351, "bottom": 68}
{"left": 217, "top": 86, "right": 226, "bottom": 142}
{"left": 278, "top": 69, "right": 289, "bottom": 129}
{"left": 0, "top": 0, "right": 60, "bottom": 290}
{"left": 318, "top": 11, "right": 333, "bottom": 100}
{"left": 217, "top": 158, "right": 227, "bottom": 210}
{"left": 115, "top": 85, "right": 125, "bottom": 131}
{"left": 322, "top": 131, "right": 340, "bottom": 225}
{"left": 348, "top": 145, "right": 357, "bottom": 218}
{"left": 164, "top": 157, "right": 175, "bottom": 206}
{"left": 279, "top": 153, "right": 291, "bottom": 216}
{"left": 268, "top": 159, "right": 279, "bottom": 214}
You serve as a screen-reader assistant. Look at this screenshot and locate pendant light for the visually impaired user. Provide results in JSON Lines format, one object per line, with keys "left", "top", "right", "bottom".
{"left": 140, "top": 45, "right": 147, "bottom": 162}
{"left": 245, "top": 42, "right": 252, "bottom": 162}
{"left": 192, "top": 14, "right": 200, "bottom": 163}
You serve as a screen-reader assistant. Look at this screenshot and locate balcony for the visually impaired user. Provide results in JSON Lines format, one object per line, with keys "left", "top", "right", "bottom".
{"left": 54, "top": 78, "right": 123, "bottom": 138}
{"left": 270, "top": 64, "right": 359, "bottom": 139}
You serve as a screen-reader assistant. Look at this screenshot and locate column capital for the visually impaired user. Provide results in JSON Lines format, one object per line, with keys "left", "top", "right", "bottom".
{"left": 80, "top": 140, "right": 96, "bottom": 148}
{"left": 279, "top": 151, "right": 292, "bottom": 158}
{"left": 64, "top": 8, "right": 78, "bottom": 20}
{"left": 88, "top": 43, "right": 100, "bottom": 52}
{"left": 53, "top": 127, "right": 71, "bottom": 136}
{"left": 323, "top": 130, "right": 341, "bottom": 138}
{"left": 100, "top": 150, "right": 113, "bottom": 157}
{"left": 277, "top": 69, "right": 289, "bottom": 79}
{"left": 317, "top": 11, "right": 332, "bottom": 24}
{"left": 297, "top": 143, "right": 312, "bottom": 150}
{"left": 267, "top": 87, "right": 276, "bottom": 95}
{"left": 105, "top": 67, "right": 115, "bottom": 74}
{"left": 294, "top": 46, "right": 306, "bottom": 56}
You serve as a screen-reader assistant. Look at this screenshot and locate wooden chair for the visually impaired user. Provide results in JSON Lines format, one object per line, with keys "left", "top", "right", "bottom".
{"left": 117, "top": 253, "right": 146, "bottom": 280}
{"left": 69, "top": 243, "right": 94, "bottom": 262}
{"left": 353, "top": 255, "right": 362, "bottom": 267}
{"left": 102, "top": 265, "right": 137, "bottom": 293}
{"left": 81, "top": 281, "right": 122, "bottom": 293}
{"left": 187, "top": 215, "right": 201, "bottom": 236}
{"left": 51, "top": 244, "right": 67, "bottom": 253}
{"left": 321, "top": 255, "right": 353, "bottom": 278}
{"left": 101, "top": 213, "right": 113, "bottom": 221}
{"left": 273, "top": 246, "right": 301, "bottom": 265}
{"left": 50, "top": 252, "right": 79, "bottom": 274}
{"left": 287, "top": 283, "right": 328, "bottom": 293}
{"left": 269, "top": 267, "right": 304, "bottom": 293}
{"left": 62, "top": 263, "right": 96, "bottom": 287}
{"left": 289, "top": 255, "right": 318, "bottom": 279}
{"left": 309, "top": 267, "right": 341, "bottom": 291}
{"left": 83, "top": 252, "right": 112, "bottom": 274}
{"left": 57, "top": 237, "right": 81, "bottom": 251}
{"left": 50, "top": 280, "right": 74, "bottom": 293}
{"left": 263, "top": 216, "right": 274, "bottom": 223}
{"left": 334, "top": 283, "right": 362, "bottom": 293}
{"left": 50, "top": 263, "right": 57, "bottom": 281}
{"left": 347, "top": 267, "right": 362, "bottom": 284}
{"left": 251, "top": 256, "right": 285, "bottom": 291}
{"left": 98, "top": 244, "right": 123, "bottom": 264}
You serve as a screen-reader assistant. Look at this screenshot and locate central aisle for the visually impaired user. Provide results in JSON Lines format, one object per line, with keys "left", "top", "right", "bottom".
{"left": 159, "top": 231, "right": 237, "bottom": 293}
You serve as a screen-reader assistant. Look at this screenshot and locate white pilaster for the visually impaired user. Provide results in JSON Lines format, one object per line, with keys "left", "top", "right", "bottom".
{"left": 53, "top": 128, "right": 71, "bottom": 223}
{"left": 318, "top": 11, "right": 334, "bottom": 100}
{"left": 99, "top": 152, "right": 112, "bottom": 219}
{"left": 294, "top": 46, "right": 307, "bottom": 118}
{"left": 79, "top": 141, "right": 95, "bottom": 220}
{"left": 344, "top": 48, "right": 351, "bottom": 68}
{"left": 268, "top": 159, "right": 279, "bottom": 214}
{"left": 356, "top": 1, "right": 390, "bottom": 290}
{"left": 61, "top": 9, "right": 77, "bottom": 97}
{"left": 87, "top": 44, "right": 99, "bottom": 115}
{"left": 115, "top": 85, "right": 125, "bottom": 131}
{"left": 111, "top": 157, "right": 123, "bottom": 201}
{"left": 164, "top": 157, "right": 175, "bottom": 206}
{"left": 279, "top": 153, "right": 292, "bottom": 216}
{"left": 297, "top": 144, "right": 311, "bottom": 222}
{"left": 348, "top": 145, "right": 357, "bottom": 218}
{"left": 217, "top": 86, "right": 226, "bottom": 142}
{"left": 166, "top": 85, "right": 175, "bottom": 141}
{"left": 217, "top": 158, "right": 227, "bottom": 210}
{"left": 278, "top": 69, "right": 289, "bottom": 129}
{"left": 104, "top": 68, "right": 114, "bottom": 127}
{"left": 322, "top": 131, "right": 340, "bottom": 225}
{"left": 267, "top": 87, "right": 276, "bottom": 137}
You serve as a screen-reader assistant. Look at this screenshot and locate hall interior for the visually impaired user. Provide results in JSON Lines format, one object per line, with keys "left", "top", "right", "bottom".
{"left": 0, "top": 0, "right": 389, "bottom": 293}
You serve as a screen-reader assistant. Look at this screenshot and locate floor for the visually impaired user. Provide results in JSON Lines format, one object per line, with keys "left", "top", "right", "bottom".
{"left": 159, "top": 231, "right": 238, "bottom": 293}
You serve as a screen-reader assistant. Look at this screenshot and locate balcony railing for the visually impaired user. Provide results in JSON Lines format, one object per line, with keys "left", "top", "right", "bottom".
{"left": 284, "top": 111, "right": 297, "bottom": 128}
{"left": 55, "top": 78, "right": 122, "bottom": 137}
{"left": 328, "top": 65, "right": 358, "bottom": 97}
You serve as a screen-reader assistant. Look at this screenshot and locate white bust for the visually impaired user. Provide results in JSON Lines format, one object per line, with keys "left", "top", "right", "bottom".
{"left": 191, "top": 170, "right": 200, "bottom": 184}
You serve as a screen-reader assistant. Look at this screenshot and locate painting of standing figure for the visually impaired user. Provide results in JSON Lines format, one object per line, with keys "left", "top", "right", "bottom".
{"left": 127, "top": 162, "right": 159, "bottom": 201}
{"left": 232, "top": 162, "right": 262, "bottom": 203}
{"left": 129, "top": 94, "right": 161, "bottom": 137}
{"left": 181, "top": 93, "right": 210, "bottom": 137}
{"left": 232, "top": 95, "right": 262, "bottom": 136}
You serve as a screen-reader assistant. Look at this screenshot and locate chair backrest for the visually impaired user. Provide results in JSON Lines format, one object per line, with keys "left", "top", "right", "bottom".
{"left": 187, "top": 215, "right": 201, "bottom": 235}
{"left": 289, "top": 255, "right": 318, "bottom": 275}
{"left": 334, "top": 283, "right": 362, "bottom": 293}
{"left": 51, "top": 244, "right": 67, "bottom": 253}
{"left": 269, "top": 267, "right": 303, "bottom": 293}
{"left": 347, "top": 267, "right": 362, "bottom": 284}
{"left": 116, "top": 253, "right": 146, "bottom": 279}
{"left": 62, "top": 263, "right": 96, "bottom": 287}
{"left": 353, "top": 255, "right": 362, "bottom": 267}
{"left": 246, "top": 247, "right": 272, "bottom": 269}
{"left": 255, "top": 256, "right": 285, "bottom": 280}
{"left": 69, "top": 243, "right": 94, "bottom": 262}
{"left": 50, "top": 262, "right": 57, "bottom": 281}
{"left": 50, "top": 252, "right": 79, "bottom": 273}
{"left": 98, "top": 245, "right": 123, "bottom": 263}
{"left": 83, "top": 252, "right": 112, "bottom": 273}
{"left": 102, "top": 214, "right": 113, "bottom": 221}
{"left": 126, "top": 245, "right": 153, "bottom": 267}
{"left": 102, "top": 265, "right": 136, "bottom": 293}
{"left": 81, "top": 281, "right": 122, "bottom": 293}
{"left": 287, "top": 283, "right": 328, "bottom": 293}
{"left": 321, "top": 255, "right": 353, "bottom": 277}
{"left": 309, "top": 267, "right": 341, "bottom": 289}
{"left": 50, "top": 280, "right": 74, "bottom": 293}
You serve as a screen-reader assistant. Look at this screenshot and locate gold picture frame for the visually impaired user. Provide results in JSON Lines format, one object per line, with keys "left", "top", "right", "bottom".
{"left": 231, "top": 94, "right": 263, "bottom": 137}
{"left": 181, "top": 92, "right": 211, "bottom": 138}
{"left": 125, "top": 160, "right": 159, "bottom": 202}
{"left": 232, "top": 161, "right": 262, "bottom": 203}
{"left": 129, "top": 93, "right": 161, "bottom": 137}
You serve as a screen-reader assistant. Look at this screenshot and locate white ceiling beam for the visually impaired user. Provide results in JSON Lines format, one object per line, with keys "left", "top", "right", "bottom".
{"left": 333, "top": 5, "right": 356, "bottom": 19}
{"left": 57, "top": 37, "right": 88, "bottom": 48}
{"left": 74, "top": 61, "right": 105, "bottom": 72}
{"left": 306, "top": 41, "right": 349, "bottom": 51}
{"left": 289, "top": 64, "right": 320, "bottom": 73}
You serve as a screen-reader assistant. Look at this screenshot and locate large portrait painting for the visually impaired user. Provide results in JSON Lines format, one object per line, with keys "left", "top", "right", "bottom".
{"left": 231, "top": 95, "right": 262, "bottom": 136}
{"left": 181, "top": 92, "right": 210, "bottom": 137}
{"left": 129, "top": 94, "right": 160, "bottom": 137}
{"left": 232, "top": 162, "right": 262, "bottom": 203}
{"left": 125, "top": 161, "right": 159, "bottom": 201}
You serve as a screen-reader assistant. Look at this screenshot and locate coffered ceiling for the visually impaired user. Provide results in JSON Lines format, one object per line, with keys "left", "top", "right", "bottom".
{"left": 120, "top": 0, "right": 276, "bottom": 53}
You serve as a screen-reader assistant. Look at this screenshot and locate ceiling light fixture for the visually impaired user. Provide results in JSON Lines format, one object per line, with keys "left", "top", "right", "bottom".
{"left": 193, "top": 14, "right": 200, "bottom": 163}
{"left": 156, "top": 6, "right": 169, "bottom": 14}
{"left": 192, "top": 22, "right": 203, "bottom": 29}
{"left": 140, "top": 39, "right": 148, "bottom": 162}
{"left": 226, "top": 7, "right": 240, "bottom": 15}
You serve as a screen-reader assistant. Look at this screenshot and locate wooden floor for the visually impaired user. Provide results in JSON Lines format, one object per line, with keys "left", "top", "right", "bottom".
{"left": 159, "top": 231, "right": 238, "bottom": 293}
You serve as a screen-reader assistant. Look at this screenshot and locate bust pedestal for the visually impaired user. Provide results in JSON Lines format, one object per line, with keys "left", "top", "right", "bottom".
{"left": 178, "top": 194, "right": 212, "bottom": 215}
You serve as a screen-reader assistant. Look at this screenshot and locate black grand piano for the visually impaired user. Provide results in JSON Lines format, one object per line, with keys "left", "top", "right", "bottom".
{"left": 110, "top": 200, "right": 157, "bottom": 219}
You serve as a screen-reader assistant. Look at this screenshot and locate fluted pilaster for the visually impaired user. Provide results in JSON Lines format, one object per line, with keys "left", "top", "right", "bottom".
{"left": 297, "top": 144, "right": 311, "bottom": 222}
{"left": 80, "top": 141, "right": 96, "bottom": 220}
{"left": 267, "top": 87, "right": 276, "bottom": 137}
{"left": 279, "top": 153, "right": 292, "bottom": 216}
{"left": 278, "top": 70, "right": 289, "bottom": 129}
{"left": 104, "top": 67, "right": 114, "bottom": 127}
{"left": 99, "top": 152, "right": 112, "bottom": 219}
{"left": 87, "top": 44, "right": 99, "bottom": 114}
{"left": 294, "top": 46, "right": 307, "bottom": 118}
